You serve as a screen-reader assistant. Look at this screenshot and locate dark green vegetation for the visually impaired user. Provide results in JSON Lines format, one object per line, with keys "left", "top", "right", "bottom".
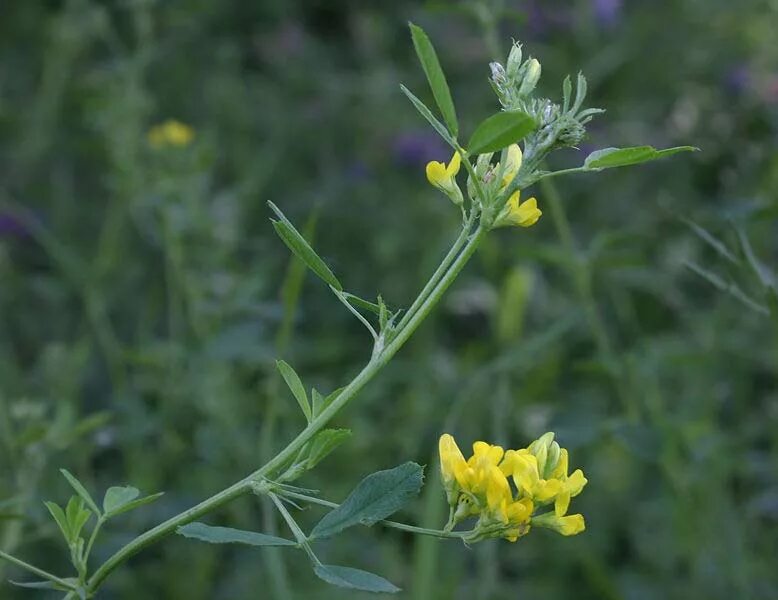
{"left": 1, "top": 0, "right": 777, "bottom": 598}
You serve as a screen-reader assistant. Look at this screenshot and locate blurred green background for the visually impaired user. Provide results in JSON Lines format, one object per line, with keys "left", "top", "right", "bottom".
{"left": 1, "top": 0, "right": 777, "bottom": 598}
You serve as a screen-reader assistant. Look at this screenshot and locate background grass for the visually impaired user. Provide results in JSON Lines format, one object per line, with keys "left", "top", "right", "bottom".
{"left": 1, "top": 0, "right": 777, "bottom": 598}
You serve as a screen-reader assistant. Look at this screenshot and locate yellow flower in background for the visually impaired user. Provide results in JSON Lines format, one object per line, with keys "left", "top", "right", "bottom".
{"left": 426, "top": 151, "right": 464, "bottom": 205}
{"left": 148, "top": 119, "right": 195, "bottom": 148}
{"left": 437, "top": 431, "right": 586, "bottom": 542}
{"left": 494, "top": 190, "right": 542, "bottom": 228}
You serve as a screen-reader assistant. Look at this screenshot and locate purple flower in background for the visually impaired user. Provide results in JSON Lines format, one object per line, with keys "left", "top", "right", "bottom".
{"left": 593, "top": 0, "right": 623, "bottom": 28}
{"left": 344, "top": 160, "right": 371, "bottom": 183}
{"left": 0, "top": 212, "right": 31, "bottom": 238}
{"left": 525, "top": 0, "right": 574, "bottom": 38}
{"left": 391, "top": 130, "right": 449, "bottom": 168}
{"left": 723, "top": 65, "right": 751, "bottom": 95}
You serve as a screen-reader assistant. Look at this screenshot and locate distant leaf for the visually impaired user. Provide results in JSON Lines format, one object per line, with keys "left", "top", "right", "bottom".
{"left": 177, "top": 522, "right": 296, "bottom": 547}
{"left": 276, "top": 360, "right": 311, "bottom": 422}
{"left": 105, "top": 492, "right": 164, "bottom": 518}
{"left": 60, "top": 469, "right": 100, "bottom": 516}
{"left": 314, "top": 564, "right": 400, "bottom": 594}
{"left": 734, "top": 225, "right": 775, "bottom": 288}
{"left": 409, "top": 23, "right": 458, "bottom": 136}
{"left": 102, "top": 486, "right": 140, "bottom": 516}
{"left": 399, "top": 85, "right": 456, "bottom": 148}
{"left": 467, "top": 111, "right": 537, "bottom": 155}
{"left": 268, "top": 201, "right": 342, "bottom": 291}
{"left": 306, "top": 429, "right": 352, "bottom": 470}
{"left": 44, "top": 501, "right": 71, "bottom": 541}
{"left": 681, "top": 217, "right": 739, "bottom": 265}
{"left": 584, "top": 145, "right": 698, "bottom": 170}
{"left": 310, "top": 462, "right": 424, "bottom": 539}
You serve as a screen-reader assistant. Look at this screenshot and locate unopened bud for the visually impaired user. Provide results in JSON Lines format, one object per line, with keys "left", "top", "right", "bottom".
{"left": 518, "top": 58, "right": 541, "bottom": 96}
{"left": 506, "top": 43, "right": 523, "bottom": 79}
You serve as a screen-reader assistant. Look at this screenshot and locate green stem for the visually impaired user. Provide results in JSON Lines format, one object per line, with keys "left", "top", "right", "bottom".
{"left": 395, "top": 217, "right": 474, "bottom": 332}
{"left": 83, "top": 518, "right": 104, "bottom": 569}
{"left": 0, "top": 550, "right": 76, "bottom": 591}
{"left": 86, "top": 224, "right": 487, "bottom": 595}
{"left": 268, "top": 494, "right": 319, "bottom": 564}
{"left": 277, "top": 491, "right": 469, "bottom": 540}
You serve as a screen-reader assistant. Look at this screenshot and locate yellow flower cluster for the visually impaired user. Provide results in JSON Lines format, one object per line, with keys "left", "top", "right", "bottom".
{"left": 425, "top": 143, "right": 542, "bottom": 228}
{"left": 147, "top": 119, "right": 195, "bottom": 148}
{"left": 439, "top": 432, "right": 586, "bottom": 542}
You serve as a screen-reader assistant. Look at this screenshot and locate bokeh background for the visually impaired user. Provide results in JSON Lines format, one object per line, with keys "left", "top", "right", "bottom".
{"left": 2, "top": 0, "right": 777, "bottom": 598}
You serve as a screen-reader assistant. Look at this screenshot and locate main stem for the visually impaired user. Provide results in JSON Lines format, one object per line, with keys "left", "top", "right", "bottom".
{"left": 86, "top": 224, "right": 487, "bottom": 594}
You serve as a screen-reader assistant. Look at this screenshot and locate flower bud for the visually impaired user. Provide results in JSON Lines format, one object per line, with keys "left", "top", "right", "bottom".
{"left": 518, "top": 58, "right": 541, "bottom": 96}
{"left": 506, "top": 43, "right": 523, "bottom": 79}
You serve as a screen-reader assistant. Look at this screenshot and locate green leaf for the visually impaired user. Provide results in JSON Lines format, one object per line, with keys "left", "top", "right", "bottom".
{"left": 584, "top": 145, "right": 699, "bottom": 170}
{"left": 105, "top": 492, "right": 164, "bottom": 518}
{"left": 311, "top": 388, "right": 324, "bottom": 418}
{"left": 399, "top": 85, "right": 456, "bottom": 148}
{"left": 10, "top": 579, "right": 78, "bottom": 592}
{"left": 409, "top": 23, "right": 458, "bottom": 136}
{"left": 44, "top": 501, "right": 71, "bottom": 541}
{"left": 65, "top": 496, "right": 92, "bottom": 540}
{"left": 177, "top": 522, "right": 296, "bottom": 547}
{"left": 268, "top": 201, "right": 342, "bottom": 291}
{"left": 276, "top": 360, "right": 311, "bottom": 423}
{"left": 310, "top": 462, "right": 424, "bottom": 539}
{"left": 60, "top": 469, "right": 100, "bottom": 516}
{"left": 314, "top": 564, "right": 400, "bottom": 594}
{"left": 102, "top": 486, "right": 140, "bottom": 516}
{"left": 343, "top": 293, "right": 383, "bottom": 315}
{"left": 467, "top": 110, "right": 537, "bottom": 155}
{"left": 306, "top": 429, "right": 352, "bottom": 469}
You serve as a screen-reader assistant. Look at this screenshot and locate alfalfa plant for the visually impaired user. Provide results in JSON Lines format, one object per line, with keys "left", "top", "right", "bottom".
{"left": 0, "top": 23, "right": 696, "bottom": 597}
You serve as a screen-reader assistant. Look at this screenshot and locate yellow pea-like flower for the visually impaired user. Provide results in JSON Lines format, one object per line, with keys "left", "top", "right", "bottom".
{"left": 500, "top": 144, "right": 523, "bottom": 189}
{"left": 437, "top": 432, "right": 586, "bottom": 542}
{"left": 426, "top": 151, "right": 464, "bottom": 205}
{"left": 531, "top": 512, "right": 586, "bottom": 536}
{"left": 438, "top": 434, "right": 468, "bottom": 504}
{"left": 148, "top": 119, "right": 195, "bottom": 148}
{"left": 494, "top": 190, "right": 542, "bottom": 228}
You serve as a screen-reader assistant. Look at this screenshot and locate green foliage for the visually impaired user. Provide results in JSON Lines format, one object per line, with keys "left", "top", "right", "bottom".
{"left": 467, "top": 111, "right": 537, "bottom": 155}
{"left": 304, "top": 429, "right": 352, "bottom": 469}
{"left": 583, "top": 145, "right": 699, "bottom": 170}
{"left": 311, "top": 462, "right": 424, "bottom": 539}
{"left": 177, "top": 522, "right": 296, "bottom": 547}
{"left": 313, "top": 564, "right": 400, "bottom": 594}
{"left": 268, "top": 201, "right": 343, "bottom": 291}
{"left": 276, "top": 360, "right": 312, "bottom": 423}
{"left": 399, "top": 84, "right": 457, "bottom": 147}
{"left": 0, "top": 1, "right": 775, "bottom": 598}
{"left": 102, "top": 488, "right": 164, "bottom": 519}
{"left": 409, "top": 23, "right": 459, "bottom": 137}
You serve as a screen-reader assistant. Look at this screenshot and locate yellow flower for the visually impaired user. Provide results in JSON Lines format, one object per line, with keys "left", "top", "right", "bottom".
{"left": 438, "top": 434, "right": 468, "bottom": 505}
{"left": 501, "top": 433, "right": 587, "bottom": 517}
{"left": 548, "top": 448, "right": 587, "bottom": 516}
{"left": 426, "top": 151, "right": 464, "bottom": 205}
{"left": 437, "top": 432, "right": 586, "bottom": 542}
{"left": 493, "top": 190, "right": 542, "bottom": 228}
{"left": 148, "top": 119, "right": 195, "bottom": 148}
{"left": 500, "top": 144, "right": 523, "bottom": 189}
{"left": 531, "top": 512, "right": 585, "bottom": 536}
